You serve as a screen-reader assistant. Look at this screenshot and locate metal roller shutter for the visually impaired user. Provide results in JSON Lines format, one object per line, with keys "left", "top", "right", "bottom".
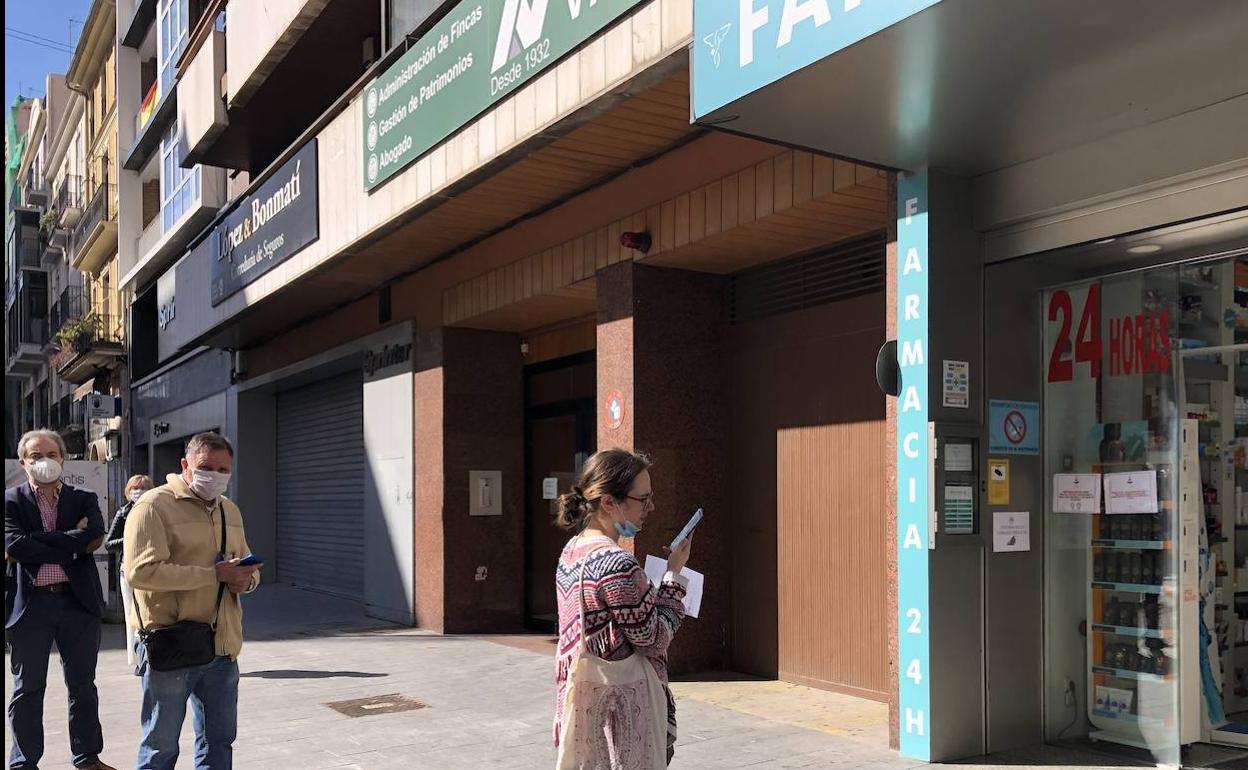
{"left": 275, "top": 370, "right": 365, "bottom": 599}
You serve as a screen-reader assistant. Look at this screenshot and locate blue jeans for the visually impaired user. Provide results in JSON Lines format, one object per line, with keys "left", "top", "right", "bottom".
{"left": 7, "top": 591, "right": 104, "bottom": 769}
{"left": 135, "top": 644, "right": 239, "bottom": 770}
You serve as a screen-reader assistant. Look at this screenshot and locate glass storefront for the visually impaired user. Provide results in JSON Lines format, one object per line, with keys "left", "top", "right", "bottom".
{"left": 1041, "top": 214, "right": 1248, "bottom": 765}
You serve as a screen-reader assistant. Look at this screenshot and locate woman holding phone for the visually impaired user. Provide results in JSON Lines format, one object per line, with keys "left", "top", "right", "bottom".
{"left": 553, "top": 449, "right": 693, "bottom": 769}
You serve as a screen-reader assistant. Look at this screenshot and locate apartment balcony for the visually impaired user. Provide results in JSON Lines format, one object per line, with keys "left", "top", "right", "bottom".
{"left": 24, "top": 170, "right": 48, "bottom": 208}
{"left": 120, "top": 164, "right": 226, "bottom": 290}
{"left": 5, "top": 286, "right": 49, "bottom": 375}
{"left": 38, "top": 232, "right": 64, "bottom": 268}
{"left": 47, "top": 285, "right": 87, "bottom": 351}
{"left": 120, "top": 0, "right": 158, "bottom": 48}
{"left": 51, "top": 312, "right": 125, "bottom": 385}
{"left": 71, "top": 177, "right": 119, "bottom": 275}
{"left": 15, "top": 231, "right": 42, "bottom": 269}
{"left": 124, "top": 79, "right": 176, "bottom": 172}
{"left": 179, "top": 27, "right": 227, "bottom": 167}
{"left": 53, "top": 174, "right": 86, "bottom": 229}
{"left": 191, "top": 0, "right": 380, "bottom": 172}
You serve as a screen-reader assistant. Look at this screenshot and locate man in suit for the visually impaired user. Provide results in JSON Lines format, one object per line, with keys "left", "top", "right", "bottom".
{"left": 5, "top": 429, "right": 116, "bottom": 770}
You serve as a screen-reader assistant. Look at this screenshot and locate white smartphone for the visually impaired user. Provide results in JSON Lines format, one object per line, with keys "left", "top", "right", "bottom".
{"left": 670, "top": 508, "right": 704, "bottom": 552}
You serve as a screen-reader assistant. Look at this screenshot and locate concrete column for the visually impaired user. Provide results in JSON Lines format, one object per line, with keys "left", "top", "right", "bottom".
{"left": 413, "top": 327, "right": 524, "bottom": 633}
{"left": 596, "top": 262, "right": 731, "bottom": 675}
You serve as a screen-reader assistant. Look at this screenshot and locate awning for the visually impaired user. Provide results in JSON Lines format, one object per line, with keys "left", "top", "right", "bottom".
{"left": 692, "top": 0, "right": 1248, "bottom": 176}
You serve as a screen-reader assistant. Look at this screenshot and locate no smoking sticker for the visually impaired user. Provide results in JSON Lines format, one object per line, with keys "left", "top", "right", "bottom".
{"left": 1004, "top": 411, "right": 1027, "bottom": 445}
{"left": 989, "top": 400, "right": 1040, "bottom": 455}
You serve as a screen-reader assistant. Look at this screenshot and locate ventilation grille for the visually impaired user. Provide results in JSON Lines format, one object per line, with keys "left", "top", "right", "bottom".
{"left": 730, "top": 231, "right": 886, "bottom": 325}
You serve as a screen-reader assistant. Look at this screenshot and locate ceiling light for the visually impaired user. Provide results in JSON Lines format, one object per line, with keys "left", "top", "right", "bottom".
{"left": 1127, "top": 244, "right": 1162, "bottom": 254}
{"left": 1095, "top": 238, "right": 1116, "bottom": 245}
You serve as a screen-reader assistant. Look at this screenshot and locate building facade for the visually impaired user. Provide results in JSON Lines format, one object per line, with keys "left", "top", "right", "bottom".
{"left": 688, "top": 0, "right": 1248, "bottom": 766}
{"left": 116, "top": 0, "right": 236, "bottom": 483}
{"left": 136, "top": 0, "right": 896, "bottom": 697}
{"left": 61, "top": 0, "right": 127, "bottom": 465}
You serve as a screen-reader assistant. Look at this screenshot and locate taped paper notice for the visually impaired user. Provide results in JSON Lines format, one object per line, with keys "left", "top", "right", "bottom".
{"left": 945, "top": 443, "right": 974, "bottom": 473}
{"left": 993, "top": 512, "right": 1030, "bottom": 553}
{"left": 1053, "top": 473, "right": 1102, "bottom": 513}
{"left": 1104, "top": 471, "right": 1158, "bottom": 515}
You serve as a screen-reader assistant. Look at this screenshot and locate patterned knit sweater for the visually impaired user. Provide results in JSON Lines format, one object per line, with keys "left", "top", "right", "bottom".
{"left": 554, "top": 534, "right": 688, "bottom": 747}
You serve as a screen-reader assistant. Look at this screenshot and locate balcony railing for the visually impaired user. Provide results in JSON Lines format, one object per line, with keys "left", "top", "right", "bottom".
{"left": 17, "top": 235, "right": 42, "bottom": 268}
{"left": 73, "top": 177, "right": 116, "bottom": 255}
{"left": 51, "top": 311, "right": 125, "bottom": 383}
{"left": 6, "top": 303, "right": 49, "bottom": 364}
{"left": 24, "top": 169, "right": 48, "bottom": 206}
{"left": 49, "top": 285, "right": 87, "bottom": 336}
{"left": 53, "top": 175, "right": 86, "bottom": 227}
{"left": 38, "top": 233, "right": 63, "bottom": 267}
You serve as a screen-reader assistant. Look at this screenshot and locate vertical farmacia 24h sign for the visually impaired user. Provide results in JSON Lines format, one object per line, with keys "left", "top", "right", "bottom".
{"left": 363, "top": 0, "right": 644, "bottom": 192}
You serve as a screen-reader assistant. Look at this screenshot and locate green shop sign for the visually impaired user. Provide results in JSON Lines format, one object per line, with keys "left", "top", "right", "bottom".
{"left": 363, "top": 0, "right": 645, "bottom": 192}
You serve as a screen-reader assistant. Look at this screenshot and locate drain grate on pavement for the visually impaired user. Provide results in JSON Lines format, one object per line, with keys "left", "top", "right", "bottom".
{"left": 325, "top": 694, "right": 428, "bottom": 717}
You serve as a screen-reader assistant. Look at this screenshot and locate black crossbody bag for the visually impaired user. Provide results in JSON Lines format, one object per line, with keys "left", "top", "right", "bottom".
{"left": 133, "top": 503, "right": 227, "bottom": 672}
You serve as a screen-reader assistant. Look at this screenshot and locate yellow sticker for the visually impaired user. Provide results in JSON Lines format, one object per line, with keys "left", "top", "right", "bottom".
{"left": 988, "top": 459, "right": 1010, "bottom": 505}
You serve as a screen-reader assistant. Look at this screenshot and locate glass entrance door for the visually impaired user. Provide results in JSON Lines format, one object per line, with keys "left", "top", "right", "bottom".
{"left": 1043, "top": 253, "right": 1248, "bottom": 766}
{"left": 1043, "top": 271, "right": 1185, "bottom": 767}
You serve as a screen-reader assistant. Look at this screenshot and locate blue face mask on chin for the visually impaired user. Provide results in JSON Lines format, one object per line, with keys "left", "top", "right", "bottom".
{"left": 614, "top": 519, "right": 641, "bottom": 538}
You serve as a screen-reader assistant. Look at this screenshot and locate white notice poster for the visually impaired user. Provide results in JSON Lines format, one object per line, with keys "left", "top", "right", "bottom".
{"left": 944, "top": 443, "right": 974, "bottom": 473}
{"left": 1053, "top": 473, "right": 1102, "bottom": 513}
{"left": 993, "top": 512, "right": 1031, "bottom": 553}
{"left": 943, "top": 360, "right": 969, "bottom": 409}
{"left": 644, "top": 555, "right": 703, "bottom": 618}
{"left": 542, "top": 477, "right": 559, "bottom": 500}
{"left": 1103, "top": 471, "right": 1159, "bottom": 515}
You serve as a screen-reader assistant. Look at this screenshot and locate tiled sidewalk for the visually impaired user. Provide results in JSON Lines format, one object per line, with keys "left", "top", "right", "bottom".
{"left": 4, "top": 585, "right": 1160, "bottom": 769}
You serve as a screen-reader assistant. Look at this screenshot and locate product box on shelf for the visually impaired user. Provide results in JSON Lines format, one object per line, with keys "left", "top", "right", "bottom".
{"left": 1095, "top": 685, "right": 1136, "bottom": 717}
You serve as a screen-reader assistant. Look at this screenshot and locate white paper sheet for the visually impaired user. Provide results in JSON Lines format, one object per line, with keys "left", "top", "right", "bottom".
{"left": 644, "top": 555, "right": 703, "bottom": 619}
{"left": 992, "top": 512, "right": 1030, "bottom": 553}
{"left": 1103, "top": 470, "right": 1159, "bottom": 514}
{"left": 944, "top": 443, "right": 974, "bottom": 473}
{"left": 1053, "top": 473, "right": 1102, "bottom": 513}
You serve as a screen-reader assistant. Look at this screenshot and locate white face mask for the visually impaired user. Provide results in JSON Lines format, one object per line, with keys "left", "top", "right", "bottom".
{"left": 28, "top": 458, "right": 63, "bottom": 485}
{"left": 188, "top": 470, "right": 231, "bottom": 500}
{"left": 129, "top": 490, "right": 145, "bottom": 503}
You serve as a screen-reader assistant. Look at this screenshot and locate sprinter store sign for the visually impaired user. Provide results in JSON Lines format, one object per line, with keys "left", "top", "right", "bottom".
{"left": 210, "top": 140, "right": 320, "bottom": 306}
{"left": 896, "top": 171, "right": 931, "bottom": 761}
{"left": 363, "top": 0, "right": 645, "bottom": 192}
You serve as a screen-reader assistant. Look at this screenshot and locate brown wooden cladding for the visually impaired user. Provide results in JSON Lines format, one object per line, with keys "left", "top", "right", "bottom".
{"left": 522, "top": 316, "right": 597, "bottom": 365}
{"left": 730, "top": 293, "right": 888, "bottom": 701}
{"left": 444, "top": 152, "right": 888, "bottom": 329}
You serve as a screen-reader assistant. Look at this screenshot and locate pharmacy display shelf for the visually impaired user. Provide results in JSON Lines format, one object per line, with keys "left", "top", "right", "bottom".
{"left": 1091, "top": 624, "right": 1170, "bottom": 640}
{"left": 1092, "top": 539, "right": 1171, "bottom": 550}
{"left": 1092, "top": 582, "right": 1165, "bottom": 594}
{"left": 1093, "top": 665, "right": 1173, "bottom": 683}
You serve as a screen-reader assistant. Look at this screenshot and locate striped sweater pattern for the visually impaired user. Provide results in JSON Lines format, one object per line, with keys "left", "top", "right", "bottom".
{"left": 554, "top": 535, "right": 687, "bottom": 747}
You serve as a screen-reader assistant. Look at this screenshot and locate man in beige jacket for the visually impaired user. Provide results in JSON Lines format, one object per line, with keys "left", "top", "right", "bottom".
{"left": 124, "top": 432, "right": 260, "bottom": 770}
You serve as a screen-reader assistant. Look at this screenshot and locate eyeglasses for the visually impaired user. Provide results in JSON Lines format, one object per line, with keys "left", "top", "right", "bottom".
{"left": 625, "top": 494, "right": 654, "bottom": 506}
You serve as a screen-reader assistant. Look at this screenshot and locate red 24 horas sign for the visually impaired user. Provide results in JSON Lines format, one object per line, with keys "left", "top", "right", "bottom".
{"left": 1047, "top": 284, "right": 1171, "bottom": 383}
